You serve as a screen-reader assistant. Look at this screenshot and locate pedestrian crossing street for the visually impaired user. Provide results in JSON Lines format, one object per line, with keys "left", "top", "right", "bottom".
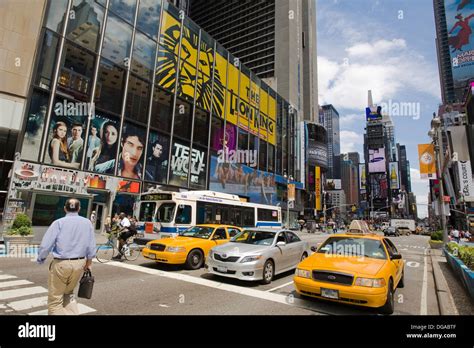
{"left": 0, "top": 270, "right": 96, "bottom": 315}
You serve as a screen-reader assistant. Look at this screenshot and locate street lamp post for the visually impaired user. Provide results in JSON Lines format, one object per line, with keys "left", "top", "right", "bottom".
{"left": 284, "top": 173, "right": 294, "bottom": 229}
{"left": 428, "top": 116, "right": 449, "bottom": 244}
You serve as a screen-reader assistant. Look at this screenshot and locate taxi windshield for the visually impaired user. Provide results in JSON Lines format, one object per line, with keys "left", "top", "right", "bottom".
{"left": 179, "top": 226, "right": 213, "bottom": 239}
{"left": 317, "top": 237, "right": 387, "bottom": 260}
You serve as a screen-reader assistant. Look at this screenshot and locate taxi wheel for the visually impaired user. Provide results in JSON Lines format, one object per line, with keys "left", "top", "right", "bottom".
{"left": 379, "top": 279, "right": 394, "bottom": 315}
{"left": 261, "top": 260, "right": 274, "bottom": 284}
{"left": 185, "top": 249, "right": 204, "bottom": 270}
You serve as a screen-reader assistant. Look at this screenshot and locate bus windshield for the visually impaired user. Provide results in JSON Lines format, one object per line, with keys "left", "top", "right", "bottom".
{"left": 139, "top": 202, "right": 156, "bottom": 222}
{"left": 156, "top": 203, "right": 175, "bottom": 223}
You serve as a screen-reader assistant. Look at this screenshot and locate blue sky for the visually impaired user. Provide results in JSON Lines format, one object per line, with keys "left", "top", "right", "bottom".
{"left": 316, "top": 0, "right": 442, "bottom": 217}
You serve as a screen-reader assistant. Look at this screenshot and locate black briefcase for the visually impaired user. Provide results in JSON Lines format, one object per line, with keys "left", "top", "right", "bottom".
{"left": 78, "top": 269, "right": 94, "bottom": 299}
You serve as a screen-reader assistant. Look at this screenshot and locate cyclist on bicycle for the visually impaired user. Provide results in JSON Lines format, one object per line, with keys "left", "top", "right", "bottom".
{"left": 113, "top": 214, "right": 137, "bottom": 260}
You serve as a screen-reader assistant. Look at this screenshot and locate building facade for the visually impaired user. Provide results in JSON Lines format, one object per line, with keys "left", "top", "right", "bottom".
{"left": 319, "top": 104, "right": 340, "bottom": 179}
{"left": 3, "top": 0, "right": 304, "bottom": 231}
{"left": 188, "top": 0, "right": 319, "bottom": 123}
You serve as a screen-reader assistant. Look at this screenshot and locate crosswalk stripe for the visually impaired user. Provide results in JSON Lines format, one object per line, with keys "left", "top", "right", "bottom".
{"left": 0, "top": 286, "right": 47, "bottom": 301}
{"left": 28, "top": 304, "right": 96, "bottom": 315}
{"left": 0, "top": 275, "right": 18, "bottom": 280}
{"left": 7, "top": 296, "right": 48, "bottom": 311}
{"left": 0, "top": 280, "right": 33, "bottom": 289}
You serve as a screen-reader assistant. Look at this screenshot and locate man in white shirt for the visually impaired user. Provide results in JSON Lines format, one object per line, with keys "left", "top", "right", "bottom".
{"left": 452, "top": 228, "right": 460, "bottom": 242}
{"left": 113, "top": 213, "right": 132, "bottom": 260}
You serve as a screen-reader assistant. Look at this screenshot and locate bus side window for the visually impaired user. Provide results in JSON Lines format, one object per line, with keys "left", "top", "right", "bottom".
{"left": 234, "top": 208, "right": 242, "bottom": 226}
{"left": 176, "top": 205, "right": 192, "bottom": 224}
{"left": 197, "top": 205, "right": 205, "bottom": 224}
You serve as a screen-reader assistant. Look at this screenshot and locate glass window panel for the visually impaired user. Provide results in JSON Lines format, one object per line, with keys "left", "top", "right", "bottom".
{"left": 131, "top": 32, "right": 156, "bottom": 81}
{"left": 156, "top": 48, "right": 178, "bottom": 93}
{"left": 193, "top": 108, "right": 209, "bottom": 147}
{"left": 238, "top": 128, "right": 248, "bottom": 152}
{"left": 101, "top": 13, "right": 133, "bottom": 68}
{"left": 145, "top": 130, "right": 169, "bottom": 183}
{"left": 158, "top": 9, "right": 181, "bottom": 57}
{"left": 150, "top": 86, "right": 172, "bottom": 133}
{"left": 0, "top": 128, "right": 17, "bottom": 161}
{"left": 210, "top": 116, "right": 223, "bottom": 155}
{"left": 136, "top": 0, "right": 161, "bottom": 40}
{"left": 44, "top": 96, "right": 88, "bottom": 169}
{"left": 169, "top": 139, "right": 190, "bottom": 187}
{"left": 57, "top": 41, "right": 96, "bottom": 102}
{"left": 45, "top": 0, "right": 69, "bottom": 33}
{"left": 125, "top": 74, "right": 151, "bottom": 125}
{"left": 109, "top": 0, "right": 137, "bottom": 25}
{"left": 95, "top": 58, "right": 126, "bottom": 115}
{"left": 35, "top": 30, "right": 60, "bottom": 91}
{"left": 173, "top": 98, "right": 192, "bottom": 141}
{"left": 118, "top": 122, "right": 146, "bottom": 179}
{"left": 211, "top": 82, "right": 225, "bottom": 118}
{"left": 276, "top": 146, "right": 282, "bottom": 175}
{"left": 178, "top": 61, "right": 196, "bottom": 102}
{"left": 195, "top": 69, "right": 213, "bottom": 112}
{"left": 95, "top": 0, "right": 106, "bottom": 6}
{"left": 181, "top": 18, "right": 199, "bottom": 68}
{"left": 268, "top": 143, "right": 275, "bottom": 173}
{"left": 21, "top": 90, "right": 49, "bottom": 161}
{"left": 66, "top": 0, "right": 104, "bottom": 52}
{"left": 259, "top": 140, "right": 267, "bottom": 171}
{"left": 0, "top": 162, "right": 13, "bottom": 191}
{"left": 86, "top": 112, "right": 119, "bottom": 174}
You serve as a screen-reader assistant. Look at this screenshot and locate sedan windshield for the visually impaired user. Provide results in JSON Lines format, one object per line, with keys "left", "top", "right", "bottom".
{"left": 156, "top": 203, "right": 175, "bottom": 223}
{"left": 231, "top": 230, "right": 275, "bottom": 246}
{"left": 317, "top": 237, "right": 387, "bottom": 260}
{"left": 179, "top": 226, "right": 213, "bottom": 239}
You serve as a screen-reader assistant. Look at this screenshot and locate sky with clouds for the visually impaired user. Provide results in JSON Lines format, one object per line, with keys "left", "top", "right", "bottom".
{"left": 316, "top": 0, "right": 442, "bottom": 218}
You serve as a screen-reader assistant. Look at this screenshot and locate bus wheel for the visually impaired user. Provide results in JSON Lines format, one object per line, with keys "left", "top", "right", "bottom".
{"left": 186, "top": 249, "right": 204, "bottom": 270}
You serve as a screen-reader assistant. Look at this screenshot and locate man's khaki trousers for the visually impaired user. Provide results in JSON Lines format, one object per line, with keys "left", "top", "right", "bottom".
{"left": 48, "top": 259, "right": 85, "bottom": 315}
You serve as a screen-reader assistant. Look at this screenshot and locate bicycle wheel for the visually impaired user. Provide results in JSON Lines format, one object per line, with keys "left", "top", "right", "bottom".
{"left": 124, "top": 242, "right": 141, "bottom": 261}
{"left": 96, "top": 242, "right": 115, "bottom": 263}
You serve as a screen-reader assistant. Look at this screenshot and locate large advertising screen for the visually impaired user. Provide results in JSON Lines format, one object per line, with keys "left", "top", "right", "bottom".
{"left": 445, "top": 0, "right": 474, "bottom": 91}
{"left": 389, "top": 162, "right": 400, "bottom": 190}
{"left": 368, "top": 148, "right": 386, "bottom": 173}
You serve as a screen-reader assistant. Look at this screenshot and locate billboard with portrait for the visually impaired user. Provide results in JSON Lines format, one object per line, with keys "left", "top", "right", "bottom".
{"left": 145, "top": 131, "right": 170, "bottom": 183}
{"left": 326, "top": 179, "right": 341, "bottom": 190}
{"left": 117, "top": 122, "right": 146, "bottom": 179}
{"left": 86, "top": 113, "right": 119, "bottom": 175}
{"left": 44, "top": 98, "right": 87, "bottom": 169}
{"left": 445, "top": 0, "right": 474, "bottom": 92}
{"left": 368, "top": 148, "right": 386, "bottom": 173}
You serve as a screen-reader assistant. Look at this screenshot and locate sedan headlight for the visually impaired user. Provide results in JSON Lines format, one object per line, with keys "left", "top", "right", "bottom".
{"left": 166, "top": 246, "right": 186, "bottom": 253}
{"left": 295, "top": 268, "right": 311, "bottom": 278}
{"left": 355, "top": 277, "right": 386, "bottom": 288}
{"left": 240, "top": 255, "right": 262, "bottom": 263}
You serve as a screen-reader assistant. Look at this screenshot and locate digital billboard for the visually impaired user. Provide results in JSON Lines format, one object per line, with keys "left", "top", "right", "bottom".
{"left": 389, "top": 162, "right": 400, "bottom": 190}
{"left": 368, "top": 148, "right": 386, "bottom": 173}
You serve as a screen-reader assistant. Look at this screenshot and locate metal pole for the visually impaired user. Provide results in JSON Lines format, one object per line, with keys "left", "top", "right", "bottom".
{"left": 287, "top": 176, "right": 290, "bottom": 229}
{"left": 434, "top": 126, "right": 449, "bottom": 244}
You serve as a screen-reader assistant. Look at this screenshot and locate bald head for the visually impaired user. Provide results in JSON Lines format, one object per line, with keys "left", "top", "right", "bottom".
{"left": 64, "top": 198, "right": 81, "bottom": 213}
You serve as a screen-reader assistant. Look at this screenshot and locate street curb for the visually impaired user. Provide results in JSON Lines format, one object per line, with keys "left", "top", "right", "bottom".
{"left": 430, "top": 249, "right": 459, "bottom": 315}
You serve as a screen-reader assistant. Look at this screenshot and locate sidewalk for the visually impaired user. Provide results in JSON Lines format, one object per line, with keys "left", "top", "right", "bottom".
{"left": 430, "top": 248, "right": 473, "bottom": 315}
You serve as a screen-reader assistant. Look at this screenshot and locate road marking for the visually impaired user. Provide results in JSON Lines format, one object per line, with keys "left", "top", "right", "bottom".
{"left": 0, "top": 275, "right": 18, "bottom": 280}
{"left": 406, "top": 262, "right": 420, "bottom": 268}
{"left": 420, "top": 249, "right": 428, "bottom": 315}
{"left": 104, "top": 261, "right": 325, "bottom": 314}
{"left": 7, "top": 296, "right": 48, "bottom": 311}
{"left": 0, "top": 286, "right": 47, "bottom": 301}
{"left": 28, "top": 304, "right": 96, "bottom": 315}
{"left": 0, "top": 280, "right": 33, "bottom": 289}
{"left": 267, "top": 281, "right": 294, "bottom": 292}
{"left": 159, "top": 304, "right": 170, "bottom": 308}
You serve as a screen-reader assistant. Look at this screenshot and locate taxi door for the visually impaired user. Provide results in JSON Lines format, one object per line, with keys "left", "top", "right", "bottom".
{"left": 383, "top": 238, "right": 403, "bottom": 286}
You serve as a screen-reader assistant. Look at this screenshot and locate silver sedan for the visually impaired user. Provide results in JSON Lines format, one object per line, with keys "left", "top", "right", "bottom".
{"left": 205, "top": 228, "right": 309, "bottom": 284}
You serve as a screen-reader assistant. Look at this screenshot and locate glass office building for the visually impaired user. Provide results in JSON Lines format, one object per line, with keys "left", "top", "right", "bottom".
{"left": 9, "top": 0, "right": 301, "bottom": 229}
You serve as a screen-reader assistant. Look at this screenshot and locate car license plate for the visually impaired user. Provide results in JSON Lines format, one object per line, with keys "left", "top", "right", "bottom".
{"left": 146, "top": 253, "right": 156, "bottom": 259}
{"left": 321, "top": 288, "right": 339, "bottom": 299}
{"left": 217, "top": 266, "right": 227, "bottom": 273}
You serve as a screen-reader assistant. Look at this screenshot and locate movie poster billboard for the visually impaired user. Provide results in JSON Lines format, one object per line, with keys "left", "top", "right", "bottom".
{"left": 145, "top": 131, "right": 170, "bottom": 183}
{"left": 169, "top": 141, "right": 207, "bottom": 187}
{"left": 117, "top": 122, "right": 146, "bottom": 180}
{"left": 445, "top": 0, "right": 474, "bottom": 91}
{"left": 368, "top": 148, "right": 386, "bottom": 173}
{"left": 86, "top": 113, "right": 119, "bottom": 175}
{"left": 44, "top": 98, "right": 88, "bottom": 169}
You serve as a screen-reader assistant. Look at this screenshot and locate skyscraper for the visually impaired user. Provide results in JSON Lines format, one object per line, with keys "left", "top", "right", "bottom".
{"left": 340, "top": 155, "right": 358, "bottom": 206}
{"left": 188, "top": 0, "right": 319, "bottom": 122}
{"left": 319, "top": 104, "right": 341, "bottom": 179}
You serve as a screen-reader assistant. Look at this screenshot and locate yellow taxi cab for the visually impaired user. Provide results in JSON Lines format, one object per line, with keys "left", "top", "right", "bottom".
{"left": 142, "top": 224, "right": 242, "bottom": 270}
{"left": 293, "top": 220, "right": 404, "bottom": 314}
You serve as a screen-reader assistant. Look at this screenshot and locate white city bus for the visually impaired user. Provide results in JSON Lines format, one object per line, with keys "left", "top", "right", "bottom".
{"left": 134, "top": 190, "right": 282, "bottom": 244}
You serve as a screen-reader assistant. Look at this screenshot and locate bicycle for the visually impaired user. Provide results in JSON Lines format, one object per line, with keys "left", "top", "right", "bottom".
{"left": 96, "top": 229, "right": 141, "bottom": 263}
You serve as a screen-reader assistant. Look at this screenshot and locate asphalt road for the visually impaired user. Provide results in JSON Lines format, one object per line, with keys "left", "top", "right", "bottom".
{"left": 0, "top": 232, "right": 439, "bottom": 315}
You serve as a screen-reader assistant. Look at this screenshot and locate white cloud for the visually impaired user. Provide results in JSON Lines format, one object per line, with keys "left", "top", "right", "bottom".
{"left": 318, "top": 39, "right": 440, "bottom": 110}
{"left": 340, "top": 130, "right": 363, "bottom": 154}
{"left": 339, "top": 113, "right": 361, "bottom": 127}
